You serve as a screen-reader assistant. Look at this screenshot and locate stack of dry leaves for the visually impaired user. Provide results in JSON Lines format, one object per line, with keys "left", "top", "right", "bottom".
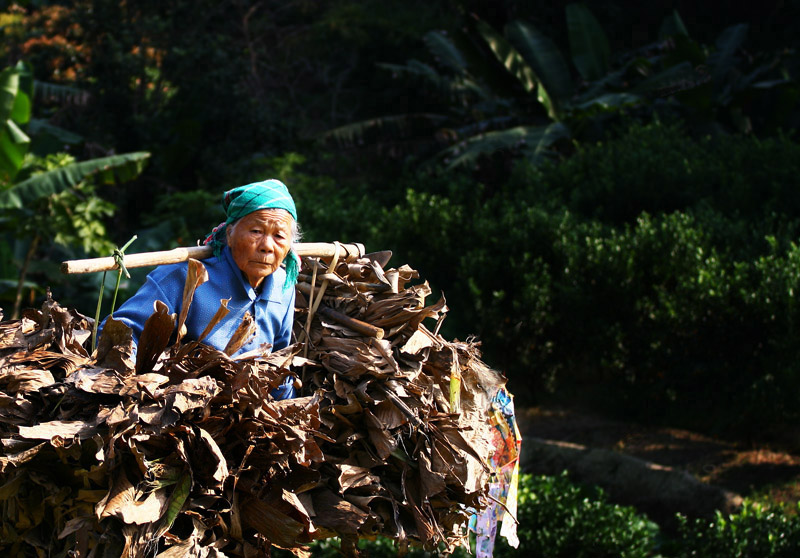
{"left": 0, "top": 251, "right": 507, "bottom": 557}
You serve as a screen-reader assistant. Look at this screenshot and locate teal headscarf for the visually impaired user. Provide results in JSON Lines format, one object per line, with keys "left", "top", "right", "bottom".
{"left": 204, "top": 179, "right": 299, "bottom": 289}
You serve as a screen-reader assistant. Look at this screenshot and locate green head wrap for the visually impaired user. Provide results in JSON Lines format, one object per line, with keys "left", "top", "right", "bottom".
{"left": 204, "top": 179, "right": 299, "bottom": 289}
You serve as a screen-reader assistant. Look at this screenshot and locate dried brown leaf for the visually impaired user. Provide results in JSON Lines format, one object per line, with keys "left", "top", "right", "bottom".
{"left": 240, "top": 495, "right": 306, "bottom": 548}
{"left": 310, "top": 489, "right": 370, "bottom": 536}
{"left": 363, "top": 408, "right": 397, "bottom": 460}
{"left": 417, "top": 447, "right": 447, "bottom": 497}
{"left": 97, "top": 469, "right": 135, "bottom": 520}
{"left": 66, "top": 367, "right": 126, "bottom": 395}
{"left": 0, "top": 320, "right": 27, "bottom": 349}
{"left": 161, "top": 376, "right": 221, "bottom": 415}
{"left": 196, "top": 426, "right": 228, "bottom": 484}
{"left": 335, "top": 464, "right": 380, "bottom": 493}
{"left": 95, "top": 316, "right": 135, "bottom": 372}
{"left": 197, "top": 298, "right": 231, "bottom": 342}
{"left": 136, "top": 300, "right": 176, "bottom": 375}
{"left": 224, "top": 311, "right": 256, "bottom": 356}
{"left": 18, "top": 420, "right": 97, "bottom": 441}
{"left": 0, "top": 369, "right": 55, "bottom": 394}
{"left": 176, "top": 259, "right": 209, "bottom": 344}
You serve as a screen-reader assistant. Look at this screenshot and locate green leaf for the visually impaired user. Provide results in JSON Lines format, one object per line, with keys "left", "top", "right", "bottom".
{"left": 0, "top": 66, "right": 20, "bottom": 123}
{"left": 573, "top": 92, "right": 640, "bottom": 110}
{"left": 0, "top": 122, "right": 29, "bottom": 181}
{"left": 711, "top": 24, "right": 749, "bottom": 87}
{"left": 0, "top": 64, "right": 33, "bottom": 182}
{"left": 632, "top": 61, "right": 695, "bottom": 96}
{"left": 476, "top": 19, "right": 537, "bottom": 93}
{"left": 10, "top": 90, "right": 31, "bottom": 125}
{"left": 423, "top": 30, "right": 468, "bottom": 74}
{"left": 156, "top": 472, "right": 191, "bottom": 537}
{"left": 521, "top": 122, "right": 570, "bottom": 163}
{"left": 5, "top": 120, "right": 29, "bottom": 144}
{"left": 438, "top": 122, "right": 569, "bottom": 169}
{"left": 659, "top": 10, "right": 689, "bottom": 39}
{"left": 566, "top": 3, "right": 611, "bottom": 82}
{"left": 506, "top": 20, "right": 574, "bottom": 116}
{"left": 379, "top": 60, "right": 487, "bottom": 100}
{"left": 33, "top": 80, "right": 88, "bottom": 106}
{"left": 321, "top": 113, "right": 448, "bottom": 147}
{"left": 0, "top": 152, "right": 150, "bottom": 209}
{"left": 28, "top": 118, "right": 84, "bottom": 145}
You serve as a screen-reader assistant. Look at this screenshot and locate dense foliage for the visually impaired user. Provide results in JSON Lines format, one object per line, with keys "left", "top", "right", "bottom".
{"left": 367, "top": 122, "right": 800, "bottom": 434}
{"left": 494, "top": 472, "right": 660, "bottom": 558}
{"left": 2, "top": 1, "right": 799, "bottom": 437}
{"left": 1, "top": 2, "right": 800, "bottom": 554}
{"left": 670, "top": 503, "right": 800, "bottom": 558}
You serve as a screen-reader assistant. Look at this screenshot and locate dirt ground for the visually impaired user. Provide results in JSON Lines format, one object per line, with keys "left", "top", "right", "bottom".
{"left": 518, "top": 405, "right": 800, "bottom": 508}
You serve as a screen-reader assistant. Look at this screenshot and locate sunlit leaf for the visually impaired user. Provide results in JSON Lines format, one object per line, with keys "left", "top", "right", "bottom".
{"left": 0, "top": 152, "right": 151, "bottom": 209}
{"left": 506, "top": 20, "right": 575, "bottom": 115}
{"left": 476, "top": 19, "right": 537, "bottom": 93}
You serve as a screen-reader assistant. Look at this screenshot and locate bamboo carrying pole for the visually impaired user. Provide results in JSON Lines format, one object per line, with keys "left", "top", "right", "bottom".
{"left": 60, "top": 242, "right": 365, "bottom": 274}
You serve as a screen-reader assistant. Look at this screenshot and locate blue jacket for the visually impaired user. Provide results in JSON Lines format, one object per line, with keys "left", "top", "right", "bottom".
{"left": 106, "top": 246, "right": 297, "bottom": 398}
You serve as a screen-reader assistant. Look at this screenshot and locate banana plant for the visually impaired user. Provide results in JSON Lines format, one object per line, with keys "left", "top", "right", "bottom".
{"left": 0, "top": 61, "right": 33, "bottom": 182}
{"left": 324, "top": 4, "right": 798, "bottom": 172}
{"left": 323, "top": 3, "right": 643, "bottom": 171}
{"left": 0, "top": 62, "right": 151, "bottom": 319}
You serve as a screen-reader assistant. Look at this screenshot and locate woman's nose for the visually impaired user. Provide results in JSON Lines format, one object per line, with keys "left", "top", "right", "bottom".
{"left": 258, "top": 236, "right": 274, "bottom": 253}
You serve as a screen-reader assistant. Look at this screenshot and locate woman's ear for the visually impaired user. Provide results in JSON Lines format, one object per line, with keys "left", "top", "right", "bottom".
{"left": 225, "top": 223, "right": 233, "bottom": 243}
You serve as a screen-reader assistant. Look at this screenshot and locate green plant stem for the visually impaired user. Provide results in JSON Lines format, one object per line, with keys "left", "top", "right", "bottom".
{"left": 109, "top": 235, "right": 137, "bottom": 316}
{"left": 90, "top": 235, "right": 137, "bottom": 353}
{"left": 91, "top": 271, "right": 108, "bottom": 353}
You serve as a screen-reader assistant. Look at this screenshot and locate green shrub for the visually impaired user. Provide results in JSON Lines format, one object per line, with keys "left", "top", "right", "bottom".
{"left": 528, "top": 122, "right": 800, "bottom": 238}
{"left": 371, "top": 122, "right": 800, "bottom": 434}
{"left": 493, "top": 472, "right": 660, "bottom": 558}
{"left": 669, "top": 501, "right": 800, "bottom": 558}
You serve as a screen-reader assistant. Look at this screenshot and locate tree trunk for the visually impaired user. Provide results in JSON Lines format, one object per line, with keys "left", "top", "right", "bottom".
{"left": 12, "top": 234, "right": 40, "bottom": 320}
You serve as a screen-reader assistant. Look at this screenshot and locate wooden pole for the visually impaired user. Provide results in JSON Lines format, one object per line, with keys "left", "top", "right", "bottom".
{"left": 60, "top": 242, "right": 365, "bottom": 274}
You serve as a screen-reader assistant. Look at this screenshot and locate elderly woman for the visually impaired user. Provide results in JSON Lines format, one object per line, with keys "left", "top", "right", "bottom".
{"left": 107, "top": 179, "right": 300, "bottom": 398}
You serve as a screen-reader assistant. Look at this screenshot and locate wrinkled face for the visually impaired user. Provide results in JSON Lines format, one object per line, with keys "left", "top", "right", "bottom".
{"left": 226, "top": 209, "right": 293, "bottom": 288}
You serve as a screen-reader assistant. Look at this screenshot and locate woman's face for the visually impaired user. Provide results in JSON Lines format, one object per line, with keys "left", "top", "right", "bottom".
{"left": 226, "top": 209, "right": 293, "bottom": 288}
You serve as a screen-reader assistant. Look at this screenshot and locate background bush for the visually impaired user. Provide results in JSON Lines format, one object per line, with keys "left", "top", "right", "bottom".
{"left": 368, "top": 122, "right": 800, "bottom": 435}
{"left": 669, "top": 501, "right": 800, "bottom": 558}
{"left": 494, "top": 472, "right": 660, "bottom": 558}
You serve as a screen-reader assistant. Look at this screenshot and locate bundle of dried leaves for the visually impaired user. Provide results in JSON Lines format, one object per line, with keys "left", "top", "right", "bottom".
{"left": 0, "top": 252, "right": 508, "bottom": 558}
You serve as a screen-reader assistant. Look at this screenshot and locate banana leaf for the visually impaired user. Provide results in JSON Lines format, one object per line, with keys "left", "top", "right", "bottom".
{"left": 566, "top": 3, "right": 611, "bottom": 82}
{"left": 506, "top": 20, "right": 575, "bottom": 117}
{"left": 659, "top": 10, "right": 690, "bottom": 39}
{"left": 0, "top": 63, "right": 32, "bottom": 182}
{"left": 0, "top": 152, "right": 151, "bottom": 210}
{"left": 476, "top": 20, "right": 537, "bottom": 93}
{"left": 437, "top": 122, "right": 569, "bottom": 170}
{"left": 423, "top": 30, "right": 470, "bottom": 74}
{"left": 710, "top": 24, "right": 749, "bottom": 99}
